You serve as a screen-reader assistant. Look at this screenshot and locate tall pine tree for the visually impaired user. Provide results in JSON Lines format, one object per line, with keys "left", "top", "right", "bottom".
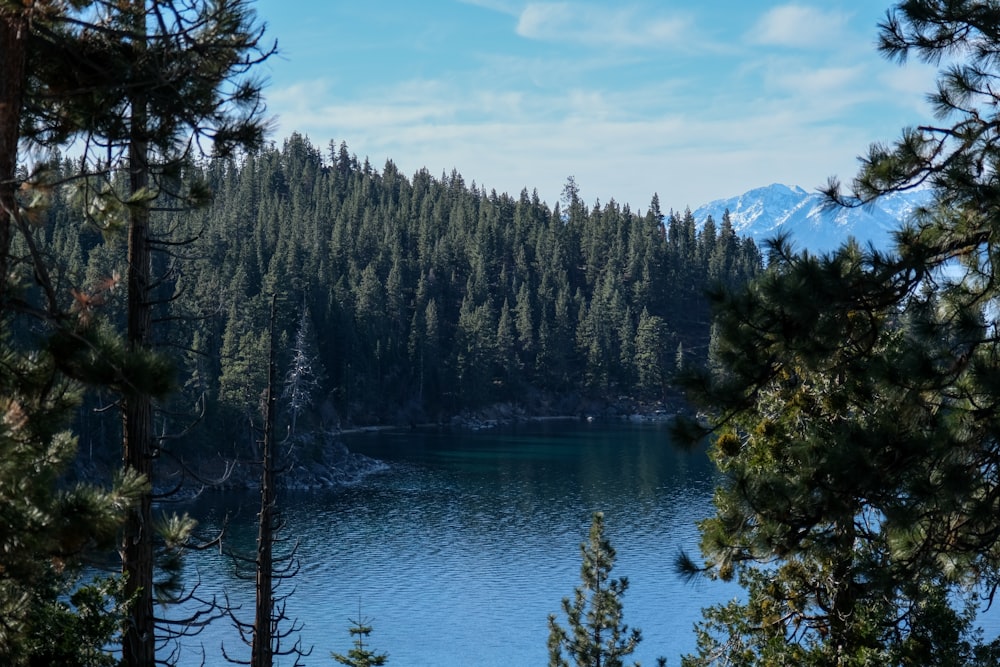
{"left": 680, "top": 2, "right": 1000, "bottom": 664}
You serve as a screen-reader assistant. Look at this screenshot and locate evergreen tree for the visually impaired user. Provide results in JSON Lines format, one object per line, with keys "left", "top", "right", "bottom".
{"left": 495, "top": 297, "right": 519, "bottom": 387}
{"left": 331, "top": 605, "right": 389, "bottom": 667}
{"left": 548, "top": 512, "right": 661, "bottom": 667}
{"left": 25, "top": 3, "right": 276, "bottom": 662}
{"left": 681, "top": 241, "right": 996, "bottom": 665}
{"left": 0, "top": 5, "right": 26, "bottom": 306}
{"left": 514, "top": 282, "right": 536, "bottom": 374}
{"left": 0, "top": 5, "right": 151, "bottom": 663}
{"left": 680, "top": 3, "right": 1000, "bottom": 663}
{"left": 0, "top": 327, "right": 144, "bottom": 666}
{"left": 617, "top": 306, "right": 637, "bottom": 389}
{"left": 707, "top": 210, "right": 736, "bottom": 289}
{"left": 634, "top": 308, "right": 668, "bottom": 399}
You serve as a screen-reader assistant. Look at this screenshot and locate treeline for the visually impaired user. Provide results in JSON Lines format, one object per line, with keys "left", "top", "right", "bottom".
{"left": 40, "top": 133, "right": 761, "bottom": 459}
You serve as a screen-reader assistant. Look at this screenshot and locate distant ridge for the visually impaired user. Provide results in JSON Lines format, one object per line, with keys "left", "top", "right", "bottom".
{"left": 692, "top": 183, "right": 932, "bottom": 255}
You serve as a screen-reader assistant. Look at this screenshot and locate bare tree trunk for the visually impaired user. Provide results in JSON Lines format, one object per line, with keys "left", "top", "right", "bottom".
{"left": 829, "top": 519, "right": 858, "bottom": 666}
{"left": 252, "top": 293, "right": 277, "bottom": 667}
{"left": 121, "top": 3, "right": 156, "bottom": 663}
{"left": 0, "top": 9, "right": 27, "bottom": 302}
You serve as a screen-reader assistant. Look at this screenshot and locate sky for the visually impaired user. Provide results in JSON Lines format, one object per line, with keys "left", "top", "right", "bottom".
{"left": 251, "top": 0, "right": 940, "bottom": 212}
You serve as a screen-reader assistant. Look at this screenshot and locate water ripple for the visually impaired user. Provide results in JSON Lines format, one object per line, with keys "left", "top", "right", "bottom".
{"left": 173, "top": 422, "right": 737, "bottom": 666}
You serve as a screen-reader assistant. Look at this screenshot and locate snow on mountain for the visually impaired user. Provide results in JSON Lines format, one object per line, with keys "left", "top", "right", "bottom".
{"left": 692, "top": 184, "right": 932, "bottom": 255}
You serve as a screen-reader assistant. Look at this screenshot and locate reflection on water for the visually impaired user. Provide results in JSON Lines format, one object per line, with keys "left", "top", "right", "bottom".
{"left": 171, "top": 420, "right": 737, "bottom": 666}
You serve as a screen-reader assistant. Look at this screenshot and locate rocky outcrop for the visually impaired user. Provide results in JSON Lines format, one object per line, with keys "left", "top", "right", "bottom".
{"left": 279, "top": 430, "right": 388, "bottom": 489}
{"left": 152, "top": 430, "right": 387, "bottom": 494}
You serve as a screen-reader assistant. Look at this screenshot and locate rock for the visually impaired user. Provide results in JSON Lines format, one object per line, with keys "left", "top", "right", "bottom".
{"left": 150, "top": 430, "right": 387, "bottom": 493}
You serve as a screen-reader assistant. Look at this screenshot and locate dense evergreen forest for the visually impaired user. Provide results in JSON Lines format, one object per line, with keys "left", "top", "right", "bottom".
{"left": 13, "top": 1, "right": 1000, "bottom": 664}
{"left": 37, "top": 133, "right": 762, "bottom": 462}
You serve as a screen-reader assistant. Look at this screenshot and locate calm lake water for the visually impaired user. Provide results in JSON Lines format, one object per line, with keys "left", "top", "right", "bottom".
{"left": 170, "top": 420, "right": 737, "bottom": 665}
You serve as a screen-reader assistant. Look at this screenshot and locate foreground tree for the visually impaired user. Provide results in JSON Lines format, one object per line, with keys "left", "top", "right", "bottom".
{"left": 548, "top": 512, "right": 661, "bottom": 667}
{"left": 681, "top": 240, "right": 997, "bottom": 665}
{"left": 23, "top": 2, "right": 274, "bottom": 663}
{"left": 679, "top": 2, "right": 1000, "bottom": 664}
{"left": 0, "top": 4, "right": 152, "bottom": 664}
{"left": 0, "top": 324, "right": 145, "bottom": 666}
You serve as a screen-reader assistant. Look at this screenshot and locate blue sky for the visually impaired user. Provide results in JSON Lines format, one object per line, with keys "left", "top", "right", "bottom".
{"left": 252, "top": 1, "right": 939, "bottom": 211}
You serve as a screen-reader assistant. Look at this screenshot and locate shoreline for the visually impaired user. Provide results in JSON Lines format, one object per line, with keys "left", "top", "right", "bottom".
{"left": 335, "top": 408, "right": 686, "bottom": 436}
{"left": 331, "top": 393, "right": 694, "bottom": 434}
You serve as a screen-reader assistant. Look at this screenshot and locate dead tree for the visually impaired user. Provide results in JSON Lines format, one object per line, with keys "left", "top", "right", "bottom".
{"left": 225, "top": 294, "right": 310, "bottom": 666}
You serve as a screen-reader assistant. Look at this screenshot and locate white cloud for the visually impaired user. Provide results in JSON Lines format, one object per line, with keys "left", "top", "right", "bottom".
{"left": 266, "top": 70, "right": 891, "bottom": 211}
{"left": 759, "top": 64, "right": 866, "bottom": 113}
{"left": 269, "top": 80, "right": 460, "bottom": 130}
{"left": 749, "top": 4, "right": 851, "bottom": 49}
{"left": 516, "top": 3, "right": 690, "bottom": 48}
{"left": 878, "top": 61, "right": 938, "bottom": 109}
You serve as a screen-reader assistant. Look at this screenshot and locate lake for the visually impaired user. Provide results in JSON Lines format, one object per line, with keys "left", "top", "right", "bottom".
{"left": 169, "top": 420, "right": 737, "bottom": 665}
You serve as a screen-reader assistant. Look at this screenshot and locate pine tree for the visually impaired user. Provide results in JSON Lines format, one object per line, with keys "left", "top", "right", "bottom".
{"left": 0, "top": 328, "right": 145, "bottom": 666}
{"left": 548, "top": 512, "right": 661, "bottom": 667}
{"left": 495, "top": 297, "right": 519, "bottom": 387}
{"left": 679, "top": 3, "right": 1000, "bottom": 663}
{"left": 23, "top": 3, "right": 275, "bottom": 663}
{"left": 0, "top": 6, "right": 26, "bottom": 305}
{"left": 634, "top": 308, "right": 668, "bottom": 399}
{"left": 331, "top": 604, "right": 389, "bottom": 667}
{"left": 514, "top": 282, "right": 536, "bottom": 375}
{"left": 0, "top": 6, "right": 152, "bottom": 663}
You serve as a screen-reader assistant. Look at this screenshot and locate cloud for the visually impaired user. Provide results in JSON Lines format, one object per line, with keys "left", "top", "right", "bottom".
{"left": 269, "top": 80, "right": 457, "bottom": 128}
{"left": 878, "top": 61, "right": 938, "bottom": 108}
{"left": 763, "top": 64, "right": 865, "bottom": 106}
{"left": 266, "top": 70, "right": 890, "bottom": 211}
{"left": 515, "top": 3, "right": 690, "bottom": 48}
{"left": 749, "top": 4, "right": 851, "bottom": 49}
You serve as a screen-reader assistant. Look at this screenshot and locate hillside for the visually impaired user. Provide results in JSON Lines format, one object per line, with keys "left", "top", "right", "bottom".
{"left": 41, "top": 135, "right": 764, "bottom": 461}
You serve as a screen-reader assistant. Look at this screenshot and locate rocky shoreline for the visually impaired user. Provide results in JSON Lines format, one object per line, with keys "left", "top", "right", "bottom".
{"left": 73, "top": 396, "right": 695, "bottom": 496}
{"left": 440, "top": 394, "right": 693, "bottom": 431}
{"left": 145, "top": 430, "right": 388, "bottom": 496}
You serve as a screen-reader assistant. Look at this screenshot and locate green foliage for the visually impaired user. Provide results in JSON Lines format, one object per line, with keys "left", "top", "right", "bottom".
{"left": 548, "top": 512, "right": 662, "bottom": 667}
{"left": 634, "top": 308, "right": 669, "bottom": 398}
{"left": 0, "top": 325, "right": 140, "bottom": 665}
{"left": 681, "top": 236, "right": 1000, "bottom": 665}
{"left": 331, "top": 607, "right": 389, "bottom": 667}
{"left": 46, "top": 135, "right": 762, "bottom": 445}
{"left": 19, "top": 574, "right": 130, "bottom": 667}
{"left": 680, "top": 2, "right": 1000, "bottom": 664}
{"left": 14, "top": 3, "right": 275, "bottom": 665}
{"left": 24, "top": 0, "right": 273, "bottom": 162}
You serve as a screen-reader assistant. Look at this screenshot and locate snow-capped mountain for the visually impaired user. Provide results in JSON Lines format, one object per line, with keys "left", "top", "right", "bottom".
{"left": 692, "top": 184, "right": 932, "bottom": 255}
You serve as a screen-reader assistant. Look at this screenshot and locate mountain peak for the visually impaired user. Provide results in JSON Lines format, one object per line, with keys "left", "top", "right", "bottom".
{"left": 693, "top": 184, "right": 931, "bottom": 255}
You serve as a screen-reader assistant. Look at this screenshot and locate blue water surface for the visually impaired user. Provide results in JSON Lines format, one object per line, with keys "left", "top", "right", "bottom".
{"left": 171, "top": 420, "right": 736, "bottom": 666}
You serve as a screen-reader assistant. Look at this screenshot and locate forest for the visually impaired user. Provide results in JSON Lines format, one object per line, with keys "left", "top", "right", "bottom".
{"left": 9, "top": 0, "right": 1000, "bottom": 666}
{"left": 34, "top": 135, "right": 762, "bottom": 464}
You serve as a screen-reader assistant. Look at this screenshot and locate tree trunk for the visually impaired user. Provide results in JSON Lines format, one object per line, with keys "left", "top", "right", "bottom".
{"left": 252, "top": 294, "right": 277, "bottom": 667}
{"left": 121, "top": 4, "right": 155, "bottom": 663}
{"left": 829, "top": 519, "right": 858, "bottom": 666}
